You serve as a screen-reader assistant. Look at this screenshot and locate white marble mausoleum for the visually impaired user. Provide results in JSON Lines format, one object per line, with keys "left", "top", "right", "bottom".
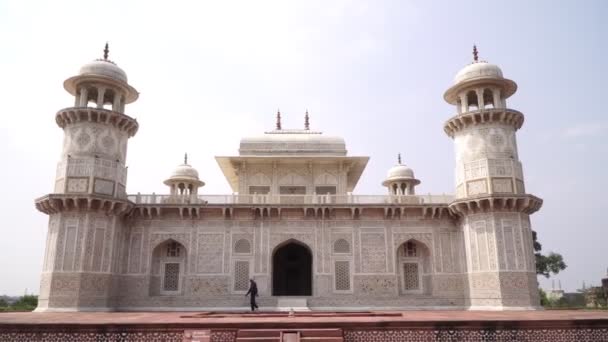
{"left": 34, "top": 45, "right": 543, "bottom": 312}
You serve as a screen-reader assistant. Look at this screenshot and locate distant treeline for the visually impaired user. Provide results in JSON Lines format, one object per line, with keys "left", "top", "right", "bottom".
{"left": 0, "top": 295, "right": 38, "bottom": 312}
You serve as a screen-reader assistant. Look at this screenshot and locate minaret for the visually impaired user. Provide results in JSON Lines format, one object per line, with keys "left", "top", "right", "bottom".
{"left": 444, "top": 46, "right": 543, "bottom": 309}
{"left": 34, "top": 44, "right": 139, "bottom": 311}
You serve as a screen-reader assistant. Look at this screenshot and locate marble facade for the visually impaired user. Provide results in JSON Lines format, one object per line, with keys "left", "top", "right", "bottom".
{"left": 34, "top": 46, "right": 542, "bottom": 312}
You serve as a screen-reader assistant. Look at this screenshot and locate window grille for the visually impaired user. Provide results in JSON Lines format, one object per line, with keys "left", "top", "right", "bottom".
{"left": 334, "top": 261, "right": 351, "bottom": 291}
{"left": 333, "top": 239, "right": 350, "bottom": 254}
{"left": 166, "top": 242, "right": 181, "bottom": 257}
{"left": 234, "top": 261, "right": 250, "bottom": 291}
{"left": 403, "top": 262, "right": 420, "bottom": 291}
{"left": 234, "top": 239, "right": 252, "bottom": 254}
{"left": 163, "top": 263, "right": 180, "bottom": 291}
{"left": 405, "top": 241, "right": 417, "bottom": 257}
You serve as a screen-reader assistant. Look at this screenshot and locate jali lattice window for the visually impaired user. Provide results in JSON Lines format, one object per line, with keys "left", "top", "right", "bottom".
{"left": 163, "top": 263, "right": 180, "bottom": 291}
{"left": 234, "top": 239, "right": 252, "bottom": 254}
{"left": 166, "top": 242, "right": 181, "bottom": 257}
{"left": 333, "top": 239, "right": 350, "bottom": 254}
{"left": 334, "top": 261, "right": 351, "bottom": 291}
{"left": 403, "top": 262, "right": 420, "bottom": 291}
{"left": 405, "top": 241, "right": 417, "bottom": 257}
{"left": 234, "top": 261, "right": 250, "bottom": 291}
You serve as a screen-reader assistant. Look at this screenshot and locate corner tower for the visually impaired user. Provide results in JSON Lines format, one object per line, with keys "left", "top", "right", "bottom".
{"left": 34, "top": 44, "right": 139, "bottom": 311}
{"left": 444, "top": 46, "right": 542, "bottom": 309}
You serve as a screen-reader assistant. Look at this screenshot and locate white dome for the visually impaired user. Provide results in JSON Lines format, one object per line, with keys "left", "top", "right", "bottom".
{"left": 79, "top": 60, "right": 128, "bottom": 83}
{"left": 382, "top": 162, "right": 420, "bottom": 187}
{"left": 454, "top": 62, "right": 503, "bottom": 84}
{"left": 164, "top": 159, "right": 205, "bottom": 188}
{"left": 169, "top": 163, "right": 200, "bottom": 180}
{"left": 387, "top": 164, "right": 415, "bottom": 179}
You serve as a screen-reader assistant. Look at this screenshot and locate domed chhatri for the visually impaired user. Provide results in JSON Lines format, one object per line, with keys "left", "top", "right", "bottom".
{"left": 382, "top": 154, "right": 420, "bottom": 195}
{"left": 63, "top": 43, "right": 139, "bottom": 109}
{"left": 164, "top": 154, "right": 205, "bottom": 193}
{"left": 444, "top": 45, "right": 516, "bottom": 105}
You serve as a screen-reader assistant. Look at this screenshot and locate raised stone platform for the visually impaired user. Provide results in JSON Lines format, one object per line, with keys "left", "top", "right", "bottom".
{"left": 1, "top": 310, "right": 607, "bottom": 341}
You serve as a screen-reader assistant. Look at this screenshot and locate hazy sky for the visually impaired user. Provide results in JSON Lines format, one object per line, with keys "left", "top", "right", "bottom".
{"left": 0, "top": 0, "right": 606, "bottom": 295}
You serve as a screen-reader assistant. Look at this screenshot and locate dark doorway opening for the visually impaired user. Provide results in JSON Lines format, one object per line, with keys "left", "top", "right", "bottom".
{"left": 272, "top": 242, "right": 312, "bottom": 296}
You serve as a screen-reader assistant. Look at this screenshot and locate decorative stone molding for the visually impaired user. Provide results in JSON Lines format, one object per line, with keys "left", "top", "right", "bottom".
{"left": 443, "top": 108, "right": 524, "bottom": 138}
{"left": 56, "top": 107, "right": 138, "bottom": 137}
{"left": 35, "top": 193, "right": 133, "bottom": 215}
{"left": 448, "top": 194, "right": 542, "bottom": 216}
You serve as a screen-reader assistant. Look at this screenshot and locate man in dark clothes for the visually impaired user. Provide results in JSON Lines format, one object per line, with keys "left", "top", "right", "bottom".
{"left": 245, "top": 279, "right": 259, "bottom": 311}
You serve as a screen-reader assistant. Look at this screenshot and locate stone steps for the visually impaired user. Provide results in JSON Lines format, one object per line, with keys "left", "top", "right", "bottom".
{"left": 276, "top": 297, "right": 310, "bottom": 311}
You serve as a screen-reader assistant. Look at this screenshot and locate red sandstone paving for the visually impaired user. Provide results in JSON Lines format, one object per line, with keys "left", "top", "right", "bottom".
{"left": 0, "top": 311, "right": 607, "bottom": 325}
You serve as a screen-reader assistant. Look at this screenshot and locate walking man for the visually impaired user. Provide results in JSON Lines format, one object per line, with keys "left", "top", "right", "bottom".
{"left": 245, "top": 279, "right": 259, "bottom": 311}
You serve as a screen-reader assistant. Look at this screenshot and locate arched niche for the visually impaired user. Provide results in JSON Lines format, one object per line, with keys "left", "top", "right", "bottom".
{"left": 396, "top": 239, "right": 432, "bottom": 295}
{"left": 149, "top": 239, "right": 187, "bottom": 296}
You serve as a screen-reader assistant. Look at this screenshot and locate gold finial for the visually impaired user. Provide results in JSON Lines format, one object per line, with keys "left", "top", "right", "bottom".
{"left": 473, "top": 44, "right": 479, "bottom": 62}
{"left": 304, "top": 109, "right": 310, "bottom": 130}
{"left": 103, "top": 42, "right": 109, "bottom": 60}
{"left": 397, "top": 153, "right": 402, "bottom": 164}
{"left": 184, "top": 153, "right": 188, "bottom": 165}
{"left": 276, "top": 109, "right": 282, "bottom": 130}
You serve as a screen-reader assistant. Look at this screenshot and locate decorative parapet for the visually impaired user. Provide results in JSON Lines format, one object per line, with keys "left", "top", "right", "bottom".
{"left": 128, "top": 193, "right": 454, "bottom": 205}
{"left": 126, "top": 193, "right": 455, "bottom": 220}
{"left": 35, "top": 193, "right": 133, "bottom": 215}
{"left": 55, "top": 107, "right": 138, "bottom": 137}
{"left": 443, "top": 108, "right": 524, "bottom": 138}
{"left": 448, "top": 194, "right": 543, "bottom": 217}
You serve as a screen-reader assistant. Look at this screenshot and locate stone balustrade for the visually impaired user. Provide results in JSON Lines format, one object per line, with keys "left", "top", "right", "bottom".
{"left": 127, "top": 193, "right": 455, "bottom": 206}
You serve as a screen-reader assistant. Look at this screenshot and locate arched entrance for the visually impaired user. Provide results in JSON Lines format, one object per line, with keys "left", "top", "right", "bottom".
{"left": 272, "top": 241, "right": 312, "bottom": 296}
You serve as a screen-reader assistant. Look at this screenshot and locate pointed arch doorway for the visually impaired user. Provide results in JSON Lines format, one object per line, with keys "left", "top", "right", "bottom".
{"left": 272, "top": 241, "right": 312, "bottom": 296}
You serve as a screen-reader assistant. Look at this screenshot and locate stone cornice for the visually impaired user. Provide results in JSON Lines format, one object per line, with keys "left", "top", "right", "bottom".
{"left": 35, "top": 194, "right": 133, "bottom": 216}
{"left": 55, "top": 107, "right": 139, "bottom": 137}
{"left": 448, "top": 194, "right": 543, "bottom": 217}
{"left": 443, "top": 108, "right": 524, "bottom": 138}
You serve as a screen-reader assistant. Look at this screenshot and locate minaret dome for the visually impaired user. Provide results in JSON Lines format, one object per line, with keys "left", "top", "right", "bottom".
{"left": 63, "top": 43, "right": 139, "bottom": 113}
{"left": 444, "top": 46, "right": 516, "bottom": 114}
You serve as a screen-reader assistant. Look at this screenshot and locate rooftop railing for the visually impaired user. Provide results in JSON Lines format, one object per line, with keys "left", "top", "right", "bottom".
{"left": 127, "top": 194, "right": 454, "bottom": 205}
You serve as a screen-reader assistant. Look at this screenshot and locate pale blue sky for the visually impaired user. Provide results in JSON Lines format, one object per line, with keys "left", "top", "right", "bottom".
{"left": 0, "top": 0, "right": 606, "bottom": 295}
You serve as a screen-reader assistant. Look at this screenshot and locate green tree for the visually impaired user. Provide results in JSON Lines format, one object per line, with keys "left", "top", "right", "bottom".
{"left": 533, "top": 230, "right": 566, "bottom": 278}
{"left": 0, "top": 298, "right": 8, "bottom": 307}
{"left": 11, "top": 295, "right": 37, "bottom": 311}
{"left": 539, "top": 288, "right": 550, "bottom": 306}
